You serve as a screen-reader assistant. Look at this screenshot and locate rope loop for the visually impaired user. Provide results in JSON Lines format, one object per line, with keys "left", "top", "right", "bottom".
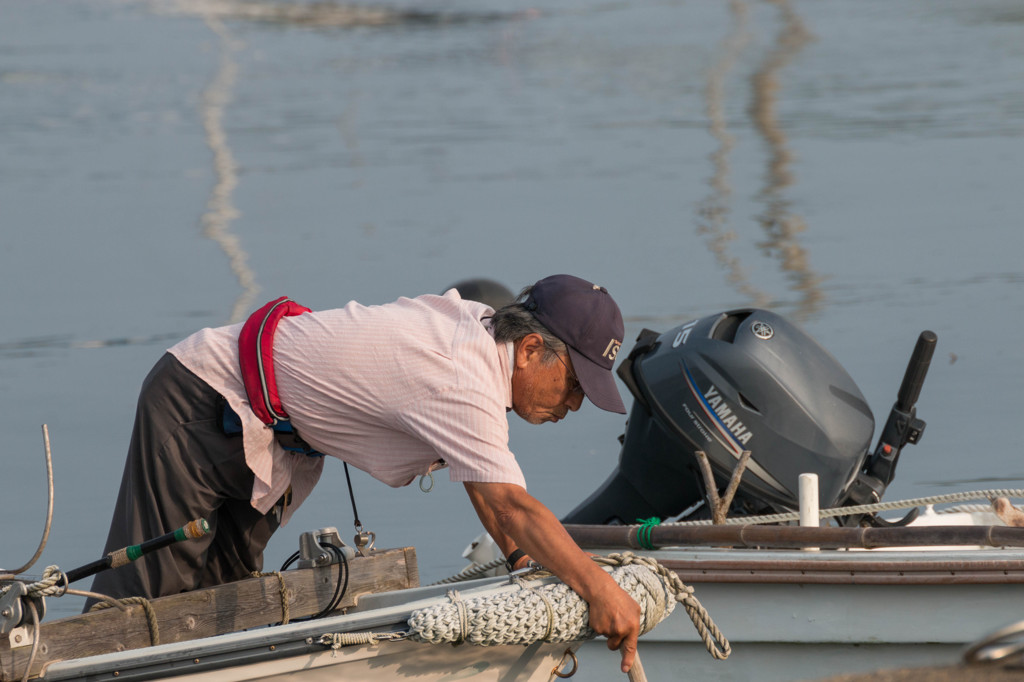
{"left": 23, "top": 565, "right": 68, "bottom": 599}
{"left": 595, "top": 552, "right": 730, "bottom": 660}
{"left": 90, "top": 597, "right": 160, "bottom": 646}
{"left": 446, "top": 589, "right": 469, "bottom": 644}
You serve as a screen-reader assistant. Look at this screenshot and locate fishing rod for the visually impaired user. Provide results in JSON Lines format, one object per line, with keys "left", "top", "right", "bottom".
{"left": 1, "top": 519, "right": 210, "bottom": 636}
{"left": 64, "top": 518, "right": 210, "bottom": 585}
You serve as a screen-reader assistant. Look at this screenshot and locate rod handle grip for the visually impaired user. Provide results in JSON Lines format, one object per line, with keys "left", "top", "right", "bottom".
{"left": 897, "top": 330, "right": 937, "bottom": 412}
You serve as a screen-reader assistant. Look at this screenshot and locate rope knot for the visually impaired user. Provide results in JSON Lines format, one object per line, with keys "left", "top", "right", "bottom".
{"left": 25, "top": 565, "right": 68, "bottom": 598}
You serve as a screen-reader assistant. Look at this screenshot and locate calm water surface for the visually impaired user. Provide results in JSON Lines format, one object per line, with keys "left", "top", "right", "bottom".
{"left": 2, "top": 0, "right": 1023, "bottom": 660}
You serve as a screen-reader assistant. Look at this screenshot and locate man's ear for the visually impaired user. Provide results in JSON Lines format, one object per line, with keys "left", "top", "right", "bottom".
{"left": 515, "top": 333, "right": 545, "bottom": 368}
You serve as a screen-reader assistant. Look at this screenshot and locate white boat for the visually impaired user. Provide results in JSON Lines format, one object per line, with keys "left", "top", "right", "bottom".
{"left": 9, "top": 501, "right": 1018, "bottom": 682}
{"left": 1, "top": 530, "right": 724, "bottom": 682}
{"left": 449, "top": 311, "right": 1024, "bottom": 681}
{"left": 449, "top": 503, "right": 1024, "bottom": 682}
{"left": 577, "top": 506, "right": 1024, "bottom": 681}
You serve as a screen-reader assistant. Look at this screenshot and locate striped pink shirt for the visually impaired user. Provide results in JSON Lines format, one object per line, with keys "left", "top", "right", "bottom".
{"left": 169, "top": 290, "right": 525, "bottom": 524}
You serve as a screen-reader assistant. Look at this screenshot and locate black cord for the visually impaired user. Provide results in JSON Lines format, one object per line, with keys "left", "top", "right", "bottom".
{"left": 319, "top": 544, "right": 349, "bottom": 617}
{"left": 275, "top": 459, "right": 359, "bottom": 623}
{"left": 279, "top": 550, "right": 301, "bottom": 572}
{"left": 279, "top": 545, "right": 349, "bottom": 622}
{"left": 343, "top": 462, "right": 362, "bottom": 530}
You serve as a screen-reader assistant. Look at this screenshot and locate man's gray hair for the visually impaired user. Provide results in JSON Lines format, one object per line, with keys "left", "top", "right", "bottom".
{"left": 489, "top": 286, "right": 566, "bottom": 362}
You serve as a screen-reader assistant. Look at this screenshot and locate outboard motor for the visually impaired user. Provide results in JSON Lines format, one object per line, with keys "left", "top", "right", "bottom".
{"left": 563, "top": 309, "right": 934, "bottom": 527}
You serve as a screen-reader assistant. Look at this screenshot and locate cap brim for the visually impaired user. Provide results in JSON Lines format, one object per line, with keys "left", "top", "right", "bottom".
{"left": 565, "top": 346, "right": 627, "bottom": 414}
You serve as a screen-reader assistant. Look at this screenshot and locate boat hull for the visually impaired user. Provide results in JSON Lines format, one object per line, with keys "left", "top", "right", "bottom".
{"left": 572, "top": 546, "right": 1024, "bottom": 681}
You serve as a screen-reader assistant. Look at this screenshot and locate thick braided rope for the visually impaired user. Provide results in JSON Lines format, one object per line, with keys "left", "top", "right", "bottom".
{"left": 669, "top": 488, "right": 1024, "bottom": 526}
{"left": 411, "top": 569, "right": 598, "bottom": 647}
{"left": 513, "top": 577, "right": 557, "bottom": 642}
{"left": 408, "top": 553, "right": 729, "bottom": 660}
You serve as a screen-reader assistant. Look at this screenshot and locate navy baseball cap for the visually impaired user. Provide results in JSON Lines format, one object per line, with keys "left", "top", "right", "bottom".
{"left": 525, "top": 275, "right": 626, "bottom": 414}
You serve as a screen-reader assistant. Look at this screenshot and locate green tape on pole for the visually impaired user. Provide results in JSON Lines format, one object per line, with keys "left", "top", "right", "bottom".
{"left": 636, "top": 517, "right": 661, "bottom": 550}
{"left": 126, "top": 544, "right": 144, "bottom": 562}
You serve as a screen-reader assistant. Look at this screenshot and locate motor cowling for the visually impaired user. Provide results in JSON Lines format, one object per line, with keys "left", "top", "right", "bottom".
{"left": 563, "top": 309, "right": 876, "bottom": 524}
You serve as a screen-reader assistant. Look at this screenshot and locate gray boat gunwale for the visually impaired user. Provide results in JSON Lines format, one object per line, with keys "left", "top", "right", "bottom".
{"left": 41, "top": 573, "right": 567, "bottom": 681}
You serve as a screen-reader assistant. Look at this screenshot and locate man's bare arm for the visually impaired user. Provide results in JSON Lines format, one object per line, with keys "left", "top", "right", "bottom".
{"left": 464, "top": 482, "right": 528, "bottom": 567}
{"left": 463, "top": 481, "right": 640, "bottom": 673}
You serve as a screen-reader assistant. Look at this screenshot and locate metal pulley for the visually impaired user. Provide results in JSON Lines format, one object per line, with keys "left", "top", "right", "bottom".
{"left": 0, "top": 581, "right": 46, "bottom": 639}
{"left": 353, "top": 526, "right": 376, "bottom": 554}
{"left": 297, "top": 527, "right": 356, "bottom": 569}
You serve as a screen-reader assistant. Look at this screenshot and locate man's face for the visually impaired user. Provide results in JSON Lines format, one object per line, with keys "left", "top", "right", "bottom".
{"left": 511, "top": 334, "right": 585, "bottom": 424}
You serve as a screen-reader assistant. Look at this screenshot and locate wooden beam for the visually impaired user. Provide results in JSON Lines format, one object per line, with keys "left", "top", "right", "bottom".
{"left": 0, "top": 547, "right": 417, "bottom": 681}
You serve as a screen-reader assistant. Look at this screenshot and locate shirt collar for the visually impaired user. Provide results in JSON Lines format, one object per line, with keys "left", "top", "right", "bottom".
{"left": 486, "top": 320, "right": 515, "bottom": 412}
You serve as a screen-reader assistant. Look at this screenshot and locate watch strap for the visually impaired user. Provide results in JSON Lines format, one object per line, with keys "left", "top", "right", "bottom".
{"left": 504, "top": 548, "right": 527, "bottom": 572}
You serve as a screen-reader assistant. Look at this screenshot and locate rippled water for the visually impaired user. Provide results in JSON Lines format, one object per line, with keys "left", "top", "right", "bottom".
{"left": 2, "top": 0, "right": 1022, "bottom": 636}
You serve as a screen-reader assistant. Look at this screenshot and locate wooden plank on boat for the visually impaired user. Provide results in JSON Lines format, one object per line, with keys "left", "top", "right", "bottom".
{"left": 0, "top": 546, "right": 417, "bottom": 682}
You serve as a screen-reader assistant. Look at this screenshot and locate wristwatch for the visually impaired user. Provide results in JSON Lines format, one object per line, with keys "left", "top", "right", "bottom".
{"left": 504, "top": 548, "right": 527, "bottom": 572}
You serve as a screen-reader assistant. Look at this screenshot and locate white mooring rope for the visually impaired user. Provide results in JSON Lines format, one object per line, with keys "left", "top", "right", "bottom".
{"left": 668, "top": 488, "right": 1024, "bottom": 527}
{"left": 406, "top": 552, "right": 730, "bottom": 660}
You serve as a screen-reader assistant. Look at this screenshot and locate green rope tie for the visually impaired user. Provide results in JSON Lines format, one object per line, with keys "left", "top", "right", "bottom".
{"left": 636, "top": 517, "right": 661, "bottom": 550}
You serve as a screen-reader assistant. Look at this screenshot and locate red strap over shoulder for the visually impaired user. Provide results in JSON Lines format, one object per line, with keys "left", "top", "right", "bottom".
{"left": 238, "top": 296, "right": 311, "bottom": 425}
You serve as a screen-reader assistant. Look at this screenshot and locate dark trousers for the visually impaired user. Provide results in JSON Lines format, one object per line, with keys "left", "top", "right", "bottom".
{"left": 86, "top": 353, "right": 279, "bottom": 609}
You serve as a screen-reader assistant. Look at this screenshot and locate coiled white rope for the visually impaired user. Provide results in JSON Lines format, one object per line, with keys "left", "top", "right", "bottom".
{"left": 669, "top": 488, "right": 1024, "bottom": 527}
{"left": 316, "top": 631, "right": 407, "bottom": 656}
{"left": 407, "top": 552, "right": 730, "bottom": 660}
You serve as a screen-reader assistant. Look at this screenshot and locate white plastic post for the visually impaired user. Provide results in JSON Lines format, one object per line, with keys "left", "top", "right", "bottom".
{"left": 799, "top": 473, "right": 820, "bottom": 552}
